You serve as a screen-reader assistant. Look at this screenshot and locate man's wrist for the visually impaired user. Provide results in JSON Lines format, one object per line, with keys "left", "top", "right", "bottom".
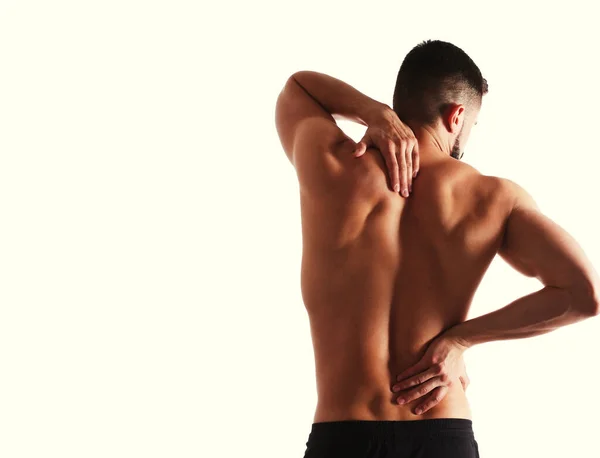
{"left": 441, "top": 325, "right": 472, "bottom": 351}
{"left": 363, "top": 102, "right": 395, "bottom": 127}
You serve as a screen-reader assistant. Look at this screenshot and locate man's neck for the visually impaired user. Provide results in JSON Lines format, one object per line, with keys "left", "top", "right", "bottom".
{"left": 409, "top": 123, "right": 452, "bottom": 164}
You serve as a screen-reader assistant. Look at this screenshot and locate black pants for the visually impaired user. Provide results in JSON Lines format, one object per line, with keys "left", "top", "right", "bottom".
{"left": 303, "top": 419, "right": 480, "bottom": 458}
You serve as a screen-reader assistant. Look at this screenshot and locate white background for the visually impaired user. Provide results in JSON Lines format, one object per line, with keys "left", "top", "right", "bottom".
{"left": 1, "top": 1, "right": 599, "bottom": 457}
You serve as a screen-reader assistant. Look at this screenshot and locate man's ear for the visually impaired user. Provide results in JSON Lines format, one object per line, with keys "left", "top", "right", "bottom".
{"left": 442, "top": 104, "right": 465, "bottom": 134}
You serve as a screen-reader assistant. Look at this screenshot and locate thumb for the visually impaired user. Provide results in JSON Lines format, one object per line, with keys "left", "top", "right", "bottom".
{"left": 354, "top": 139, "right": 367, "bottom": 157}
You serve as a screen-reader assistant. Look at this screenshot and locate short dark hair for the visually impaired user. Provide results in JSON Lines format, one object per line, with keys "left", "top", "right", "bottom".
{"left": 392, "top": 40, "right": 488, "bottom": 125}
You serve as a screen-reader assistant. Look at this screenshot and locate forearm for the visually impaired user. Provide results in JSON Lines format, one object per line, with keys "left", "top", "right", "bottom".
{"left": 443, "top": 286, "right": 596, "bottom": 349}
{"left": 291, "top": 70, "right": 388, "bottom": 127}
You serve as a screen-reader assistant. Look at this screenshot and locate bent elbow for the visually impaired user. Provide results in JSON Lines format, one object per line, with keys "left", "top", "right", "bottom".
{"left": 568, "top": 279, "right": 600, "bottom": 316}
{"left": 586, "top": 271, "right": 600, "bottom": 316}
{"left": 590, "top": 285, "right": 600, "bottom": 316}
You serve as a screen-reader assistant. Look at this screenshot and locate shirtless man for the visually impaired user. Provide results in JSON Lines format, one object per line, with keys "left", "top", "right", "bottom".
{"left": 275, "top": 40, "right": 600, "bottom": 458}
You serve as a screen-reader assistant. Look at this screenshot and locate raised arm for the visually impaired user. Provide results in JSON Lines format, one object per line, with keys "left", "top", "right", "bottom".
{"left": 275, "top": 70, "right": 419, "bottom": 196}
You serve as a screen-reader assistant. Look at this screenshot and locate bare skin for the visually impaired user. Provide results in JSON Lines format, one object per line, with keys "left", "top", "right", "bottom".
{"left": 275, "top": 70, "right": 599, "bottom": 424}
{"left": 299, "top": 135, "right": 510, "bottom": 422}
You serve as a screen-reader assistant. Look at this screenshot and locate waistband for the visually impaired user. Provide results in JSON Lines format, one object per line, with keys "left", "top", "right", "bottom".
{"left": 307, "top": 418, "right": 474, "bottom": 444}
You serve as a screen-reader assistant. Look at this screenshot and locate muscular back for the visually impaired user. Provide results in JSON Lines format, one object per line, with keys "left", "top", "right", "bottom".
{"left": 297, "top": 139, "right": 513, "bottom": 422}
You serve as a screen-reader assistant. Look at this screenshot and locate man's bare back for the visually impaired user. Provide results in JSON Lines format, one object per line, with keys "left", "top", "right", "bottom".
{"left": 277, "top": 41, "right": 599, "bottom": 458}
{"left": 301, "top": 137, "right": 519, "bottom": 423}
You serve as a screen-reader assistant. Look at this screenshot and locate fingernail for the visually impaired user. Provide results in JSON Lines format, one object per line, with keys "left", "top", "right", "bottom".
{"left": 413, "top": 171, "right": 418, "bottom": 178}
{"left": 394, "top": 184, "right": 400, "bottom": 193}
{"left": 402, "top": 189, "right": 409, "bottom": 197}
{"left": 409, "top": 184, "right": 413, "bottom": 193}
{"left": 397, "top": 398, "right": 405, "bottom": 404}
{"left": 415, "top": 408, "right": 422, "bottom": 414}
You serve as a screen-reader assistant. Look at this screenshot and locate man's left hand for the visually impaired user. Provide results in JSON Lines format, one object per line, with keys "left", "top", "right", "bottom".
{"left": 353, "top": 106, "right": 419, "bottom": 197}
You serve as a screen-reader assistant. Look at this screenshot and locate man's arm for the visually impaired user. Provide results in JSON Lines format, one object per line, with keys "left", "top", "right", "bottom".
{"left": 274, "top": 71, "right": 418, "bottom": 195}
{"left": 291, "top": 71, "right": 390, "bottom": 127}
{"left": 444, "top": 179, "right": 600, "bottom": 349}
{"left": 275, "top": 71, "right": 385, "bottom": 166}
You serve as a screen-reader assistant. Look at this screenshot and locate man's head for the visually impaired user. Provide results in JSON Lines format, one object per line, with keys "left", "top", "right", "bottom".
{"left": 393, "top": 40, "right": 488, "bottom": 160}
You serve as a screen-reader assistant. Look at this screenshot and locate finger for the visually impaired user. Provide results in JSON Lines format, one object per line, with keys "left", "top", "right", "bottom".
{"left": 395, "top": 362, "right": 426, "bottom": 382}
{"left": 412, "top": 141, "right": 420, "bottom": 178}
{"left": 414, "top": 386, "right": 448, "bottom": 415}
{"left": 393, "top": 366, "right": 437, "bottom": 391}
{"left": 395, "top": 377, "right": 441, "bottom": 404}
{"left": 405, "top": 141, "right": 414, "bottom": 193}
{"left": 354, "top": 140, "right": 367, "bottom": 157}
{"left": 385, "top": 140, "right": 400, "bottom": 193}
{"left": 398, "top": 142, "right": 409, "bottom": 197}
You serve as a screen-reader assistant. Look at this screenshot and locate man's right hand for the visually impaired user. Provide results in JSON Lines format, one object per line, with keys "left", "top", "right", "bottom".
{"left": 390, "top": 335, "right": 469, "bottom": 415}
{"left": 353, "top": 106, "right": 420, "bottom": 197}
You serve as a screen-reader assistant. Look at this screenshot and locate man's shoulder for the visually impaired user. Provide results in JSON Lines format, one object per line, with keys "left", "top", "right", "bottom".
{"left": 430, "top": 160, "right": 500, "bottom": 194}
{"left": 477, "top": 175, "right": 526, "bottom": 200}
{"left": 439, "top": 163, "right": 518, "bottom": 213}
{"left": 470, "top": 174, "right": 532, "bottom": 219}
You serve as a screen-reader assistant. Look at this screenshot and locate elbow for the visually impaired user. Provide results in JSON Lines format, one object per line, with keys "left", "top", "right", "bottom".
{"left": 288, "top": 72, "right": 304, "bottom": 87}
{"left": 586, "top": 270, "right": 600, "bottom": 316}
{"left": 568, "top": 279, "right": 600, "bottom": 317}
{"left": 590, "top": 285, "right": 600, "bottom": 316}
